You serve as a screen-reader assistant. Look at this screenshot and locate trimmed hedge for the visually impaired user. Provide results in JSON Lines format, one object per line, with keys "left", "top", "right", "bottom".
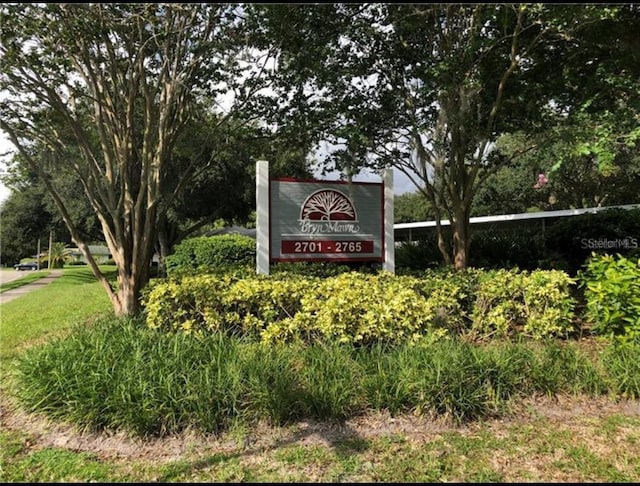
{"left": 165, "top": 234, "right": 256, "bottom": 276}
{"left": 143, "top": 268, "right": 579, "bottom": 344}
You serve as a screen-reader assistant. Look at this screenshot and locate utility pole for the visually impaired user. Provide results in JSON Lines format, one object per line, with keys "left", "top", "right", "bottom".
{"left": 37, "top": 238, "right": 41, "bottom": 271}
{"left": 48, "top": 231, "right": 53, "bottom": 269}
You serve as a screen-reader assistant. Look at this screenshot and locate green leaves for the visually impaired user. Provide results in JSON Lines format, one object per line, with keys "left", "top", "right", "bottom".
{"left": 471, "top": 269, "right": 576, "bottom": 340}
{"left": 579, "top": 254, "right": 640, "bottom": 340}
{"left": 144, "top": 267, "right": 580, "bottom": 344}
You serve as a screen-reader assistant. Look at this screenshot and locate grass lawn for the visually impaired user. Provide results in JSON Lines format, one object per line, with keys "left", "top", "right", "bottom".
{"left": 1, "top": 265, "right": 639, "bottom": 483}
{"left": 0, "top": 266, "right": 116, "bottom": 363}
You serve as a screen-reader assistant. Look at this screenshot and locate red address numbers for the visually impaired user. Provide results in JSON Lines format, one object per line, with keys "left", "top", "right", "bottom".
{"left": 282, "top": 240, "right": 374, "bottom": 254}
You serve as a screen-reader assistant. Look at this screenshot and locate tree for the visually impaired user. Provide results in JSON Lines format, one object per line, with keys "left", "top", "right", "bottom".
{"left": 1, "top": 151, "right": 104, "bottom": 251}
{"left": 42, "top": 241, "right": 73, "bottom": 269}
{"left": 0, "top": 4, "right": 271, "bottom": 315}
{"left": 394, "top": 191, "right": 433, "bottom": 224}
{"left": 248, "top": 4, "right": 639, "bottom": 269}
{"left": 0, "top": 185, "right": 51, "bottom": 266}
{"left": 154, "top": 114, "right": 314, "bottom": 273}
{"left": 473, "top": 131, "right": 640, "bottom": 216}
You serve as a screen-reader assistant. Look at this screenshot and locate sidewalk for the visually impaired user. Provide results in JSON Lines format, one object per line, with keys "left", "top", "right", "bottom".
{"left": 0, "top": 270, "right": 64, "bottom": 305}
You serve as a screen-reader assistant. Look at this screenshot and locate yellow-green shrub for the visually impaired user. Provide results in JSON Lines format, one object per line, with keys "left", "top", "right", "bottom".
{"left": 222, "top": 275, "right": 318, "bottom": 338}
{"left": 142, "top": 267, "right": 577, "bottom": 344}
{"left": 418, "top": 267, "right": 483, "bottom": 333}
{"left": 143, "top": 274, "right": 238, "bottom": 335}
{"left": 471, "top": 269, "right": 576, "bottom": 339}
{"left": 266, "top": 272, "right": 447, "bottom": 346}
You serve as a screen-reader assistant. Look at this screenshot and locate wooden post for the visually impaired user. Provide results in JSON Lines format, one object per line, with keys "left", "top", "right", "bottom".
{"left": 48, "top": 231, "right": 53, "bottom": 269}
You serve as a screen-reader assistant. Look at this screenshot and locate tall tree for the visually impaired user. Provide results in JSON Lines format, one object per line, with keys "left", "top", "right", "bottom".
{"left": 155, "top": 115, "right": 313, "bottom": 273}
{"left": 0, "top": 4, "right": 270, "bottom": 315}
{"left": 394, "top": 191, "right": 433, "bottom": 224}
{"left": 249, "top": 4, "right": 639, "bottom": 269}
{"left": 0, "top": 184, "right": 52, "bottom": 266}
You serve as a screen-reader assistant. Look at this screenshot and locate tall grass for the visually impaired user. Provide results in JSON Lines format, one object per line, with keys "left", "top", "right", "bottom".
{"left": 13, "top": 317, "right": 640, "bottom": 438}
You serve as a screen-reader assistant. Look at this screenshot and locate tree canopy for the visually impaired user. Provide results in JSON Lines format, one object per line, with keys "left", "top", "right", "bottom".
{"left": 1, "top": 3, "right": 637, "bottom": 302}
{"left": 246, "top": 4, "right": 640, "bottom": 268}
{"left": 0, "top": 4, "right": 273, "bottom": 315}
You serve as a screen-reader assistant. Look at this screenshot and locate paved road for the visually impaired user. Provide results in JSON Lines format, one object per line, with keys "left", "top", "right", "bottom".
{"left": 0, "top": 270, "right": 64, "bottom": 305}
{"left": 0, "top": 269, "right": 36, "bottom": 285}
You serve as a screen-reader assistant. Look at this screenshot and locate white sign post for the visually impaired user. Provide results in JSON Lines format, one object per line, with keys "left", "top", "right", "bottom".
{"left": 383, "top": 168, "right": 395, "bottom": 273}
{"left": 256, "top": 160, "right": 270, "bottom": 275}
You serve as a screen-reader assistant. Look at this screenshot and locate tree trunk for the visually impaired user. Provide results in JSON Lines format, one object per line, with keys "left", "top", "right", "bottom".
{"left": 113, "top": 272, "right": 143, "bottom": 317}
{"left": 452, "top": 207, "right": 470, "bottom": 270}
{"left": 156, "top": 226, "right": 173, "bottom": 278}
{"left": 433, "top": 211, "right": 452, "bottom": 266}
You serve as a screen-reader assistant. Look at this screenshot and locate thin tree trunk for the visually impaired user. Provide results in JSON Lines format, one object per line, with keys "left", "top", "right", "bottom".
{"left": 452, "top": 206, "right": 470, "bottom": 270}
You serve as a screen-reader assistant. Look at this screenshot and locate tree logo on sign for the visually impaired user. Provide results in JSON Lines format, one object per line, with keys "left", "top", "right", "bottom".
{"left": 300, "top": 189, "right": 357, "bottom": 221}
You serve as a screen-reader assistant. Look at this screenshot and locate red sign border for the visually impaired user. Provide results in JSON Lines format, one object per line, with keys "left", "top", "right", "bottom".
{"left": 269, "top": 177, "right": 385, "bottom": 263}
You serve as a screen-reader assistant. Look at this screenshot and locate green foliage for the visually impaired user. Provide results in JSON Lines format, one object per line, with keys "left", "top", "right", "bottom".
{"left": 394, "top": 191, "right": 432, "bottom": 223}
{"left": 276, "top": 272, "right": 448, "bottom": 347}
{"left": 142, "top": 274, "right": 238, "bottom": 335}
{"left": 398, "top": 208, "right": 640, "bottom": 274}
{"left": 394, "top": 237, "right": 444, "bottom": 271}
{"left": 527, "top": 339, "right": 607, "bottom": 396}
{"left": 601, "top": 339, "right": 640, "bottom": 399}
{"left": 544, "top": 208, "right": 640, "bottom": 274}
{"left": 271, "top": 261, "right": 354, "bottom": 278}
{"left": 471, "top": 269, "right": 577, "bottom": 340}
{"left": 42, "top": 241, "right": 73, "bottom": 269}
{"left": 223, "top": 275, "right": 318, "bottom": 340}
{"left": 469, "top": 229, "right": 548, "bottom": 271}
{"left": 579, "top": 253, "right": 640, "bottom": 340}
{"left": 144, "top": 267, "right": 578, "bottom": 344}
{"left": 0, "top": 184, "right": 54, "bottom": 266}
{"left": 164, "top": 234, "right": 256, "bottom": 276}
{"left": 15, "top": 317, "right": 640, "bottom": 438}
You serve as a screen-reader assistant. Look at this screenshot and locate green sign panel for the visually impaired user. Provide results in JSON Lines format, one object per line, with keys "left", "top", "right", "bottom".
{"left": 270, "top": 178, "right": 384, "bottom": 262}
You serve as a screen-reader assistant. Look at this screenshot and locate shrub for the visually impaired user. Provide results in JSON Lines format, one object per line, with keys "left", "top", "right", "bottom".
{"left": 144, "top": 267, "right": 578, "bottom": 344}
{"left": 144, "top": 272, "right": 453, "bottom": 346}
{"left": 143, "top": 274, "right": 239, "bottom": 335}
{"left": 469, "top": 228, "right": 547, "bottom": 271}
{"left": 164, "top": 234, "right": 256, "bottom": 276}
{"left": 271, "top": 261, "right": 354, "bottom": 277}
{"left": 419, "top": 267, "right": 483, "bottom": 333}
{"left": 578, "top": 253, "right": 640, "bottom": 340}
{"left": 222, "top": 275, "right": 318, "bottom": 339}
{"left": 270, "top": 272, "right": 449, "bottom": 346}
{"left": 395, "top": 237, "right": 443, "bottom": 271}
{"left": 471, "top": 268, "right": 576, "bottom": 340}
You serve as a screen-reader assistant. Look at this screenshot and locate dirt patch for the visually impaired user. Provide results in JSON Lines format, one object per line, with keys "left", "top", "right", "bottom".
{"left": 1, "top": 392, "right": 638, "bottom": 464}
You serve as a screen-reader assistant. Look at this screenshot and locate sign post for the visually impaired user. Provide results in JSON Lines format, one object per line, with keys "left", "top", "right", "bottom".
{"left": 383, "top": 168, "right": 395, "bottom": 273}
{"left": 256, "top": 160, "right": 270, "bottom": 275}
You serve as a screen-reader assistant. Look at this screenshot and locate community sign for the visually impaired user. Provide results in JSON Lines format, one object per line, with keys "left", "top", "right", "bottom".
{"left": 270, "top": 178, "right": 384, "bottom": 263}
